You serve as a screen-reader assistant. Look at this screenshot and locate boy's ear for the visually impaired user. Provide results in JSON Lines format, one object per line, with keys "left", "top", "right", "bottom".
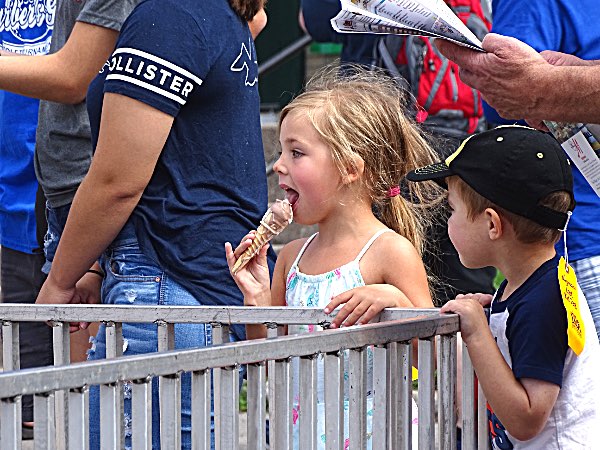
{"left": 485, "top": 207, "right": 503, "bottom": 240}
{"left": 342, "top": 155, "right": 365, "bottom": 184}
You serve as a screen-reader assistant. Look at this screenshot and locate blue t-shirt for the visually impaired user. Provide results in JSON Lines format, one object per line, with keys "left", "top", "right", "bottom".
{"left": 485, "top": 0, "right": 600, "bottom": 262}
{"left": 488, "top": 254, "right": 568, "bottom": 448}
{"left": 0, "top": 0, "right": 54, "bottom": 253}
{"left": 87, "top": 0, "right": 274, "bottom": 305}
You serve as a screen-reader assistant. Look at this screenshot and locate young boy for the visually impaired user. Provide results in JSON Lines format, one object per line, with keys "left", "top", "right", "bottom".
{"left": 407, "top": 125, "right": 600, "bottom": 449}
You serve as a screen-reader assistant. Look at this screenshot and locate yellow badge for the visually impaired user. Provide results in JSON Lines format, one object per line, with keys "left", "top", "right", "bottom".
{"left": 412, "top": 367, "right": 418, "bottom": 381}
{"left": 558, "top": 256, "right": 585, "bottom": 355}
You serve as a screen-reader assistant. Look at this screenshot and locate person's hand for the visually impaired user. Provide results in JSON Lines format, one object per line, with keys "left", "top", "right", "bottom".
{"left": 455, "top": 292, "right": 493, "bottom": 307}
{"left": 324, "top": 284, "right": 415, "bottom": 328}
{"left": 440, "top": 295, "right": 489, "bottom": 342}
{"left": 71, "top": 269, "right": 103, "bottom": 331}
{"left": 225, "top": 231, "right": 271, "bottom": 305}
{"left": 540, "top": 50, "right": 593, "bottom": 67}
{"left": 436, "top": 34, "right": 551, "bottom": 120}
{"left": 524, "top": 51, "right": 595, "bottom": 128}
{"left": 36, "top": 273, "right": 85, "bottom": 332}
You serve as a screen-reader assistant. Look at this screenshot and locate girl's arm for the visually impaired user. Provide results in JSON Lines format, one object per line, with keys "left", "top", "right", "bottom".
{"left": 36, "top": 93, "right": 173, "bottom": 306}
{"left": 326, "top": 234, "right": 433, "bottom": 328}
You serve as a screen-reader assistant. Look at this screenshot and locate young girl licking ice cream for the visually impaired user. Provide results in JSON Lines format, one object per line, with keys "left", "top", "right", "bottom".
{"left": 226, "top": 67, "right": 441, "bottom": 449}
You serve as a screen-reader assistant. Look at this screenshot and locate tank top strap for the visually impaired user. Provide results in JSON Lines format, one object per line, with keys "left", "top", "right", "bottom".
{"left": 290, "top": 233, "right": 319, "bottom": 269}
{"left": 354, "top": 229, "right": 394, "bottom": 262}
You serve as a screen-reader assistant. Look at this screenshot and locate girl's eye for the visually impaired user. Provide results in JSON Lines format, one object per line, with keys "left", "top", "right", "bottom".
{"left": 291, "top": 149, "right": 303, "bottom": 158}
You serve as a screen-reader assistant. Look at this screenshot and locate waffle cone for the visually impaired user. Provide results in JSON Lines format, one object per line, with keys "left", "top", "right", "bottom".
{"left": 231, "top": 199, "right": 293, "bottom": 274}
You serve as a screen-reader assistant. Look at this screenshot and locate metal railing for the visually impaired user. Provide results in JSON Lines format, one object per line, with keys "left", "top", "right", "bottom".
{"left": 0, "top": 305, "right": 488, "bottom": 449}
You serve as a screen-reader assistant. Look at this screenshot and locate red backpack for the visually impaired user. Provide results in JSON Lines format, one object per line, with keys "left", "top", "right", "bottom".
{"left": 375, "top": 0, "right": 491, "bottom": 138}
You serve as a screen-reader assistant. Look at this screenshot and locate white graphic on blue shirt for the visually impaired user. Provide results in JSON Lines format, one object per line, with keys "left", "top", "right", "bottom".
{"left": 0, "top": 0, "right": 55, "bottom": 55}
{"left": 230, "top": 38, "right": 258, "bottom": 87}
{"left": 104, "top": 47, "right": 202, "bottom": 106}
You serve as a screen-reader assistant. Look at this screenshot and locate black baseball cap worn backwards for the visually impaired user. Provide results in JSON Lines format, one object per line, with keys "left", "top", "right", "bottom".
{"left": 406, "top": 125, "right": 574, "bottom": 229}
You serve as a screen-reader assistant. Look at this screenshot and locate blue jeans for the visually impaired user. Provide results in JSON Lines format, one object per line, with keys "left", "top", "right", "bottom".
{"left": 88, "top": 222, "right": 235, "bottom": 450}
{"left": 42, "top": 202, "right": 71, "bottom": 274}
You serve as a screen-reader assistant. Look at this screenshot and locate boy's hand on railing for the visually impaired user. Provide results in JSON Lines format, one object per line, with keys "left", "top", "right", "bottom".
{"left": 455, "top": 292, "right": 493, "bottom": 307}
{"left": 324, "top": 284, "right": 413, "bottom": 328}
{"left": 440, "top": 295, "right": 489, "bottom": 343}
{"left": 225, "top": 232, "right": 271, "bottom": 305}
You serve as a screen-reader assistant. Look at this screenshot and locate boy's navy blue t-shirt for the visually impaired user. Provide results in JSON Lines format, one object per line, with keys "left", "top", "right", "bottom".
{"left": 87, "top": 0, "right": 274, "bottom": 305}
{"left": 490, "top": 254, "right": 568, "bottom": 387}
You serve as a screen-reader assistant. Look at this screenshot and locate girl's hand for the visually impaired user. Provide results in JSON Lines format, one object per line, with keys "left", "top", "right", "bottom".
{"left": 225, "top": 231, "right": 271, "bottom": 305}
{"left": 440, "top": 296, "right": 489, "bottom": 343}
{"left": 36, "top": 273, "right": 86, "bottom": 332}
{"left": 324, "top": 284, "right": 414, "bottom": 328}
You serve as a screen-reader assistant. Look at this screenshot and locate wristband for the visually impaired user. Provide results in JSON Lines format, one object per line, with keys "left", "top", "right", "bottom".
{"left": 86, "top": 269, "right": 105, "bottom": 278}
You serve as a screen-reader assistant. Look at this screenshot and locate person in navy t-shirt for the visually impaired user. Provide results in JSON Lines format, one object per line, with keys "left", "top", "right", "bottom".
{"left": 35, "top": 0, "right": 271, "bottom": 448}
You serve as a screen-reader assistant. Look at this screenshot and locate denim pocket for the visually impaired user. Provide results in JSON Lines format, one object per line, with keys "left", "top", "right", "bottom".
{"left": 106, "top": 243, "right": 162, "bottom": 282}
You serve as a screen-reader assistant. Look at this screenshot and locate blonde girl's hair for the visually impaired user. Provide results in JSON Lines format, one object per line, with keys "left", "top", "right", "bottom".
{"left": 229, "top": 0, "right": 265, "bottom": 21}
{"left": 279, "top": 65, "right": 443, "bottom": 256}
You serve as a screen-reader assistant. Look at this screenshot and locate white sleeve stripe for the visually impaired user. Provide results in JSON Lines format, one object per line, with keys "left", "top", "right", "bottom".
{"left": 106, "top": 74, "right": 186, "bottom": 105}
{"left": 112, "top": 47, "right": 203, "bottom": 86}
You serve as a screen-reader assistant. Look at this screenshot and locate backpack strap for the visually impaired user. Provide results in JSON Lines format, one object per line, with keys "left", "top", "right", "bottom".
{"left": 375, "top": 37, "right": 411, "bottom": 92}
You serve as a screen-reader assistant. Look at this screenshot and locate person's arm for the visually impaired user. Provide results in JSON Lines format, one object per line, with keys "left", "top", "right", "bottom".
{"left": 325, "top": 234, "right": 433, "bottom": 328}
{"left": 0, "top": 21, "right": 119, "bottom": 103}
{"left": 441, "top": 297, "right": 560, "bottom": 440}
{"left": 436, "top": 34, "right": 600, "bottom": 123}
{"left": 36, "top": 93, "right": 174, "bottom": 305}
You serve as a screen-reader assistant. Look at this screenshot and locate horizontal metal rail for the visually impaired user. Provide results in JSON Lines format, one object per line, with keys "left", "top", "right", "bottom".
{"left": 0, "top": 304, "right": 440, "bottom": 324}
{"left": 0, "top": 315, "right": 457, "bottom": 398}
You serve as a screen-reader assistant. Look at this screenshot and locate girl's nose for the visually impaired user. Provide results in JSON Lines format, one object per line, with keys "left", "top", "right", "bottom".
{"left": 273, "top": 154, "right": 285, "bottom": 174}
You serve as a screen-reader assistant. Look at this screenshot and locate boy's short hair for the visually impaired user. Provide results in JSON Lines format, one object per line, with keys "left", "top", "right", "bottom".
{"left": 406, "top": 125, "right": 575, "bottom": 238}
{"left": 449, "top": 176, "right": 573, "bottom": 244}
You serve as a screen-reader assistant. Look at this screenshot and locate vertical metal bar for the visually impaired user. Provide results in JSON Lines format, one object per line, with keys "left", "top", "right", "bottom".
{"left": 397, "top": 341, "right": 413, "bottom": 450}
{"left": 52, "top": 321, "right": 70, "bottom": 450}
{"left": 266, "top": 322, "right": 285, "bottom": 448}
{"left": 68, "top": 387, "right": 89, "bottom": 450}
{"left": 477, "top": 381, "right": 489, "bottom": 450}
{"left": 34, "top": 393, "right": 56, "bottom": 450}
{"left": 372, "top": 345, "right": 388, "bottom": 450}
{"left": 438, "top": 334, "right": 457, "bottom": 450}
{"left": 417, "top": 338, "right": 435, "bottom": 450}
{"left": 461, "top": 338, "right": 476, "bottom": 450}
{"left": 1, "top": 321, "right": 22, "bottom": 448}
{"left": 191, "top": 370, "right": 211, "bottom": 450}
{"left": 157, "top": 321, "right": 179, "bottom": 449}
{"left": 160, "top": 373, "right": 182, "bottom": 449}
{"left": 105, "top": 322, "right": 124, "bottom": 449}
{"left": 216, "top": 366, "right": 239, "bottom": 450}
{"left": 270, "top": 358, "right": 293, "bottom": 450}
{"left": 299, "top": 355, "right": 317, "bottom": 450}
{"left": 132, "top": 377, "right": 153, "bottom": 450}
{"left": 212, "top": 322, "right": 229, "bottom": 450}
{"left": 246, "top": 362, "right": 267, "bottom": 450}
{"left": 1, "top": 397, "right": 22, "bottom": 449}
{"left": 100, "top": 383, "right": 120, "bottom": 450}
{"left": 2, "top": 321, "right": 20, "bottom": 371}
{"left": 348, "top": 347, "right": 367, "bottom": 449}
{"left": 324, "top": 351, "right": 344, "bottom": 450}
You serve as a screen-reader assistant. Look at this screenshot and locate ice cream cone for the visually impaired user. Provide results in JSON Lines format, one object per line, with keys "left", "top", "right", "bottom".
{"left": 231, "top": 199, "right": 293, "bottom": 274}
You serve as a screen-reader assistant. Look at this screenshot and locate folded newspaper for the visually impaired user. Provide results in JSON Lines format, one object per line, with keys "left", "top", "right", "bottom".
{"left": 545, "top": 121, "right": 600, "bottom": 197}
{"left": 331, "top": 0, "right": 485, "bottom": 51}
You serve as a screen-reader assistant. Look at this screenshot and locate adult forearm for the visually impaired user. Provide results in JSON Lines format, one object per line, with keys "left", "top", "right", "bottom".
{"left": 536, "top": 64, "right": 600, "bottom": 123}
{"left": 47, "top": 174, "right": 143, "bottom": 290}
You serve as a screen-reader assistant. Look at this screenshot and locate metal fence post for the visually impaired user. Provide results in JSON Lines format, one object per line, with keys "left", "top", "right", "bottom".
{"left": 324, "top": 351, "right": 344, "bottom": 450}
{"left": 246, "top": 362, "right": 267, "bottom": 450}
{"left": 348, "top": 347, "right": 367, "bottom": 449}
{"left": 52, "top": 321, "right": 70, "bottom": 450}
{"left": 418, "top": 337, "right": 435, "bottom": 450}
{"left": 438, "top": 334, "right": 457, "bottom": 450}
